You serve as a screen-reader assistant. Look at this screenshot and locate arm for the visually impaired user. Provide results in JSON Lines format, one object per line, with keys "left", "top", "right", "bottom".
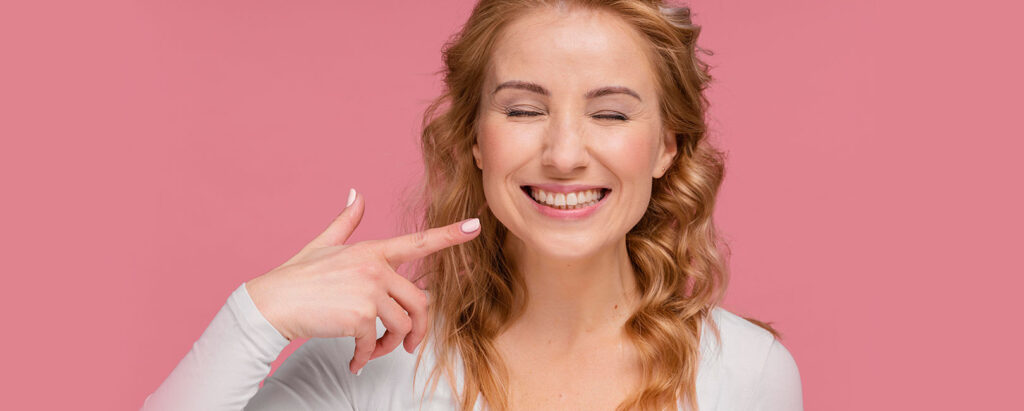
{"left": 243, "top": 336, "right": 359, "bottom": 410}
{"left": 141, "top": 194, "right": 473, "bottom": 410}
{"left": 754, "top": 339, "right": 804, "bottom": 411}
{"left": 141, "top": 283, "right": 290, "bottom": 411}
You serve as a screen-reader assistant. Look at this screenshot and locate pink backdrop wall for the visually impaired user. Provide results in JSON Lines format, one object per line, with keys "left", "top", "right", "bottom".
{"left": 2, "top": 0, "right": 1021, "bottom": 409}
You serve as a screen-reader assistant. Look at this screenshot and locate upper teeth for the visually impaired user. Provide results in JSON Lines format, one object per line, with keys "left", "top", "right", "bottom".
{"left": 529, "top": 187, "right": 605, "bottom": 208}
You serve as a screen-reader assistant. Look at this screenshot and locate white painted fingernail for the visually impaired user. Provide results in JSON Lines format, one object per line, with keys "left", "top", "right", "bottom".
{"left": 356, "top": 367, "right": 363, "bottom": 376}
{"left": 460, "top": 218, "right": 480, "bottom": 233}
{"left": 346, "top": 188, "right": 356, "bottom": 208}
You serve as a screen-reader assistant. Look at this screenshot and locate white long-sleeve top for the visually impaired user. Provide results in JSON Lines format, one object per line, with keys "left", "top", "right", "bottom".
{"left": 142, "top": 283, "right": 802, "bottom": 410}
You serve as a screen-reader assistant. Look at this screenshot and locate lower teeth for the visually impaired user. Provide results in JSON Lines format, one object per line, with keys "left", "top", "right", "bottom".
{"left": 536, "top": 198, "right": 600, "bottom": 209}
{"left": 544, "top": 203, "right": 593, "bottom": 210}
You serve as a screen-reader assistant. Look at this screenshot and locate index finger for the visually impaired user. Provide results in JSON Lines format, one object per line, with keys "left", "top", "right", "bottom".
{"left": 379, "top": 218, "right": 480, "bottom": 269}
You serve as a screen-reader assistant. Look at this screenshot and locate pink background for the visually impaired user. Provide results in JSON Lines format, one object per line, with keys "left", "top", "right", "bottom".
{"left": 1, "top": 0, "right": 1021, "bottom": 409}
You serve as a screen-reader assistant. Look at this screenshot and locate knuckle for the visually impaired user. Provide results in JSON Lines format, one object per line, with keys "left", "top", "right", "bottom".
{"left": 366, "top": 268, "right": 388, "bottom": 287}
{"left": 353, "top": 262, "right": 376, "bottom": 277}
{"left": 349, "top": 304, "right": 376, "bottom": 324}
{"left": 396, "top": 316, "right": 413, "bottom": 334}
{"left": 412, "top": 291, "right": 428, "bottom": 309}
{"left": 447, "top": 225, "right": 463, "bottom": 243}
{"left": 410, "top": 230, "right": 428, "bottom": 249}
{"left": 351, "top": 260, "right": 384, "bottom": 280}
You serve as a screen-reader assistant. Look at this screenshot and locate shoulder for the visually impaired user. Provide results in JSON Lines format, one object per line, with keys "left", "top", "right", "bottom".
{"left": 698, "top": 307, "right": 803, "bottom": 410}
{"left": 704, "top": 307, "right": 778, "bottom": 365}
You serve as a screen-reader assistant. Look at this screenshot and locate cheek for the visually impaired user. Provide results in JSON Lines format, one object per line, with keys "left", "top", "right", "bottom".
{"left": 599, "top": 131, "right": 659, "bottom": 177}
{"left": 476, "top": 121, "right": 519, "bottom": 205}
{"left": 476, "top": 118, "right": 537, "bottom": 172}
{"left": 593, "top": 128, "right": 660, "bottom": 219}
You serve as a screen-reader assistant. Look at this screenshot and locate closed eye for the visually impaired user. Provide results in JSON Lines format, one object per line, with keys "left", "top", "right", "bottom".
{"left": 593, "top": 113, "right": 628, "bottom": 121}
{"left": 506, "top": 111, "right": 629, "bottom": 121}
{"left": 506, "top": 110, "right": 543, "bottom": 117}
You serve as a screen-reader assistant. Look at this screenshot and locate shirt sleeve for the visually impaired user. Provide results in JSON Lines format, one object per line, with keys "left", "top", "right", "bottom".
{"left": 243, "top": 336, "right": 359, "bottom": 410}
{"left": 141, "top": 283, "right": 291, "bottom": 411}
{"left": 754, "top": 339, "right": 804, "bottom": 411}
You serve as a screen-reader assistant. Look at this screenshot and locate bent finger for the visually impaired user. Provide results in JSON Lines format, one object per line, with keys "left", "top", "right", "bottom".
{"left": 387, "top": 273, "right": 429, "bottom": 353}
{"left": 369, "top": 297, "right": 411, "bottom": 361}
{"left": 348, "top": 319, "right": 376, "bottom": 375}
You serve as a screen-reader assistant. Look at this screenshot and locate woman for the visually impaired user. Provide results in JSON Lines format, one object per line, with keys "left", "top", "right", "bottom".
{"left": 143, "top": 1, "right": 802, "bottom": 410}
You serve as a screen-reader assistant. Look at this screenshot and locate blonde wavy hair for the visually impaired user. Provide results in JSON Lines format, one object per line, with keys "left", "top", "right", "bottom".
{"left": 397, "top": 1, "right": 777, "bottom": 410}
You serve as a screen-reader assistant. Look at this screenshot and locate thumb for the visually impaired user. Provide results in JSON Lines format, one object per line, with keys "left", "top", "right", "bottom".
{"left": 307, "top": 188, "right": 365, "bottom": 249}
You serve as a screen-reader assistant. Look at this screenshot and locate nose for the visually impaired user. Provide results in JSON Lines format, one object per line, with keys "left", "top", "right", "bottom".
{"left": 540, "top": 113, "right": 589, "bottom": 174}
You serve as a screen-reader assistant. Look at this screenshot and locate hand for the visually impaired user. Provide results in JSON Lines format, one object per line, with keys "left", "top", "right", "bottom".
{"left": 245, "top": 189, "right": 481, "bottom": 374}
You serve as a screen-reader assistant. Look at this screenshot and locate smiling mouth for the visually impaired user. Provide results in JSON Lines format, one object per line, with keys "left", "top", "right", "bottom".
{"left": 520, "top": 186, "right": 611, "bottom": 210}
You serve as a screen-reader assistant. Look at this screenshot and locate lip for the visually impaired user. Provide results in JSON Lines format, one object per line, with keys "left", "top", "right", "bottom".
{"left": 519, "top": 185, "right": 611, "bottom": 220}
{"left": 525, "top": 183, "right": 611, "bottom": 193}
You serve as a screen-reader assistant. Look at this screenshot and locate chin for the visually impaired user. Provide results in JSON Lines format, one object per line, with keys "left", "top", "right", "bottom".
{"left": 524, "top": 234, "right": 606, "bottom": 260}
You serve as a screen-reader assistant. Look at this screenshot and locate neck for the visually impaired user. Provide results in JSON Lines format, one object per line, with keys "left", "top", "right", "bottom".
{"left": 502, "top": 234, "right": 639, "bottom": 345}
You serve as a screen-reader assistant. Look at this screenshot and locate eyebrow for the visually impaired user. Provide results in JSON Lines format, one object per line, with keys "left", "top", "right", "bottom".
{"left": 492, "top": 80, "right": 642, "bottom": 102}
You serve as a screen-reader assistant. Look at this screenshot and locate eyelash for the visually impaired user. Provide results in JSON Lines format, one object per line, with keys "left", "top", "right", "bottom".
{"left": 505, "top": 110, "right": 628, "bottom": 121}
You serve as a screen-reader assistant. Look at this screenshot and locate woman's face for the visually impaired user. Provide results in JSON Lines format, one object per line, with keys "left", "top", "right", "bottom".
{"left": 473, "top": 7, "right": 677, "bottom": 260}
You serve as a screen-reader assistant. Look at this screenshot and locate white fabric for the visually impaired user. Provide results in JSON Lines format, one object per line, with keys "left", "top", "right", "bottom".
{"left": 142, "top": 283, "right": 802, "bottom": 410}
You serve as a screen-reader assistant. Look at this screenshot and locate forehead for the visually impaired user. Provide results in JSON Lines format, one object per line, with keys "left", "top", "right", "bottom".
{"left": 487, "top": 7, "right": 658, "bottom": 94}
